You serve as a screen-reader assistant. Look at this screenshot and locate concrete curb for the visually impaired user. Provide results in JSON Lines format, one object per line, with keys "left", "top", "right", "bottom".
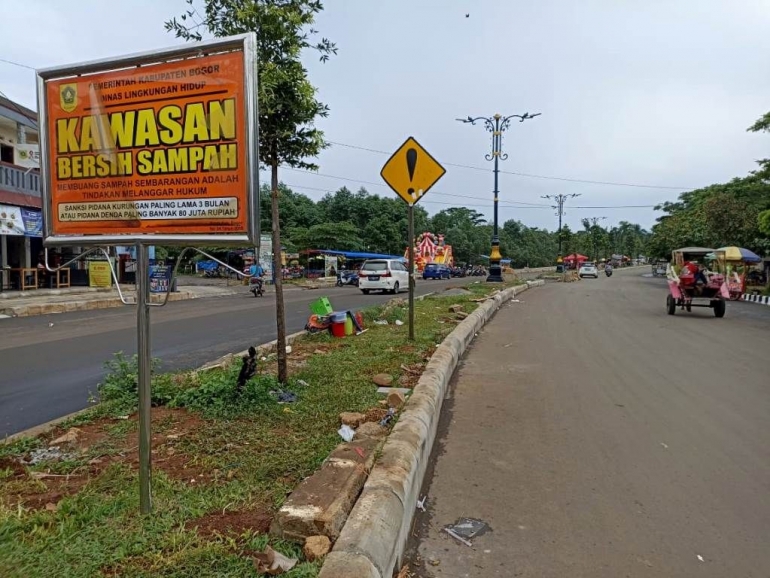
{"left": 742, "top": 293, "right": 770, "bottom": 306}
{"left": 318, "top": 280, "right": 545, "bottom": 578}
{"left": 2, "top": 407, "right": 94, "bottom": 444}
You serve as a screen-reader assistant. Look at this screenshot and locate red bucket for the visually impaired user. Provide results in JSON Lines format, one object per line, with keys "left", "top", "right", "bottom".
{"left": 331, "top": 321, "right": 346, "bottom": 338}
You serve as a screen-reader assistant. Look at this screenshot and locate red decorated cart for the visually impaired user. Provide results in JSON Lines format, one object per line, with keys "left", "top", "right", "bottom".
{"left": 666, "top": 247, "right": 729, "bottom": 318}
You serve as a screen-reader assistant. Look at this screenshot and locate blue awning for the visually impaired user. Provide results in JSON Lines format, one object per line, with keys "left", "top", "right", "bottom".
{"left": 312, "top": 249, "right": 406, "bottom": 261}
{"left": 479, "top": 255, "right": 511, "bottom": 264}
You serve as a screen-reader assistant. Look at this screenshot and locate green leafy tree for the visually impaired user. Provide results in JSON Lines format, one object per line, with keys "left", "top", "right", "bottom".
{"left": 759, "top": 210, "right": 770, "bottom": 237}
{"left": 648, "top": 171, "right": 770, "bottom": 257}
{"left": 167, "top": 0, "right": 336, "bottom": 383}
{"left": 559, "top": 225, "right": 575, "bottom": 256}
{"left": 501, "top": 219, "right": 559, "bottom": 267}
{"left": 290, "top": 222, "right": 362, "bottom": 252}
{"left": 581, "top": 219, "right": 610, "bottom": 261}
{"left": 431, "top": 207, "right": 486, "bottom": 233}
{"left": 362, "top": 216, "right": 402, "bottom": 255}
{"left": 748, "top": 110, "right": 770, "bottom": 180}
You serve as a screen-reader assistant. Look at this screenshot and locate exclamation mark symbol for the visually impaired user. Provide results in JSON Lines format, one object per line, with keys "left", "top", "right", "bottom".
{"left": 406, "top": 148, "right": 418, "bottom": 200}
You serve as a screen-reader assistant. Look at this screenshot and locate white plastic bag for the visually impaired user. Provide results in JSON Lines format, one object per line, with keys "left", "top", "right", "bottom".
{"left": 338, "top": 424, "right": 355, "bottom": 442}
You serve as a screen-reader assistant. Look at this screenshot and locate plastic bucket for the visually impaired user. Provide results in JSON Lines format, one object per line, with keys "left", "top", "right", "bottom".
{"left": 344, "top": 315, "right": 354, "bottom": 336}
{"left": 330, "top": 312, "right": 347, "bottom": 324}
{"left": 331, "top": 321, "right": 346, "bottom": 338}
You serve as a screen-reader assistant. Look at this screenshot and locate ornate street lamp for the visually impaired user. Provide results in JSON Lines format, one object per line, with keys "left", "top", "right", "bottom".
{"left": 457, "top": 112, "right": 540, "bottom": 282}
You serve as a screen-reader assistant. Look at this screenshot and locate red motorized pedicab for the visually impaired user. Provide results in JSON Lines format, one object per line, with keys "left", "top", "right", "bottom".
{"left": 666, "top": 247, "right": 729, "bottom": 318}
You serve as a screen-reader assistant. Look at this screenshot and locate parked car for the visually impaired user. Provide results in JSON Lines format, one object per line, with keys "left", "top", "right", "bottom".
{"left": 422, "top": 263, "right": 451, "bottom": 280}
{"left": 359, "top": 259, "right": 409, "bottom": 294}
{"left": 578, "top": 261, "right": 599, "bottom": 278}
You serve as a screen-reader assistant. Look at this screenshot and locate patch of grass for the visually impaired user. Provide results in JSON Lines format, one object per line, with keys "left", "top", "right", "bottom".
{"left": 0, "top": 286, "right": 518, "bottom": 577}
{"left": 0, "top": 437, "right": 43, "bottom": 460}
{"left": 173, "top": 368, "right": 283, "bottom": 418}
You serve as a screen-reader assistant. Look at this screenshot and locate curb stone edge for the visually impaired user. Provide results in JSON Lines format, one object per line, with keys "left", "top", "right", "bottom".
{"left": 318, "top": 280, "right": 545, "bottom": 578}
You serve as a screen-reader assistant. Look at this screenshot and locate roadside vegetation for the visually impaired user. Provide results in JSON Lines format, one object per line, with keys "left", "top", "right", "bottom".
{"left": 0, "top": 282, "right": 512, "bottom": 577}
{"left": 647, "top": 109, "right": 770, "bottom": 259}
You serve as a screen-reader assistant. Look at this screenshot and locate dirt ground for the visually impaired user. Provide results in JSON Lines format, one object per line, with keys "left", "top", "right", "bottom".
{"left": 1, "top": 408, "right": 210, "bottom": 511}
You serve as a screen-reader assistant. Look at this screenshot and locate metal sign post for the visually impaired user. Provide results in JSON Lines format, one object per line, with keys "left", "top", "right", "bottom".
{"left": 380, "top": 137, "right": 446, "bottom": 341}
{"left": 36, "top": 34, "right": 259, "bottom": 514}
{"left": 136, "top": 244, "right": 152, "bottom": 513}
{"left": 407, "top": 203, "right": 415, "bottom": 341}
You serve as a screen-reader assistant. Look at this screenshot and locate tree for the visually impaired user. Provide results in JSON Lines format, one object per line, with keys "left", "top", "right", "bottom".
{"left": 362, "top": 216, "right": 401, "bottom": 254}
{"left": 748, "top": 110, "right": 770, "bottom": 180}
{"left": 702, "top": 193, "right": 760, "bottom": 249}
{"left": 759, "top": 210, "right": 770, "bottom": 238}
{"left": 167, "top": 0, "right": 336, "bottom": 383}
{"left": 431, "top": 207, "right": 486, "bottom": 233}
{"left": 581, "top": 219, "right": 609, "bottom": 261}
{"left": 648, "top": 172, "right": 770, "bottom": 257}
{"left": 259, "top": 183, "right": 322, "bottom": 235}
{"left": 500, "top": 219, "right": 559, "bottom": 268}
{"left": 559, "top": 225, "right": 575, "bottom": 256}
{"left": 290, "top": 222, "right": 362, "bottom": 252}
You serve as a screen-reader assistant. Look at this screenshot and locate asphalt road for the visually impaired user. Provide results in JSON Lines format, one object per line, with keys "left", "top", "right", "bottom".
{"left": 0, "top": 277, "right": 477, "bottom": 437}
{"left": 409, "top": 269, "right": 770, "bottom": 577}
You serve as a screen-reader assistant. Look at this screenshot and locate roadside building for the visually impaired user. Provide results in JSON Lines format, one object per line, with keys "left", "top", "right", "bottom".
{"left": 0, "top": 93, "right": 44, "bottom": 289}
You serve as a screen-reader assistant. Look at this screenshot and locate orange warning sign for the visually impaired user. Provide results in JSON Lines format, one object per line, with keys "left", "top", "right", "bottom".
{"left": 44, "top": 51, "right": 249, "bottom": 237}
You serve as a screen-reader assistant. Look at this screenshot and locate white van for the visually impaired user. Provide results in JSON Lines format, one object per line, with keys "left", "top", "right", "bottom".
{"left": 358, "top": 259, "right": 409, "bottom": 294}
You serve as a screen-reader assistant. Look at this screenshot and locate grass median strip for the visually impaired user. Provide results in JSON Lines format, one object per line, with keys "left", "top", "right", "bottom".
{"left": 0, "top": 282, "right": 516, "bottom": 577}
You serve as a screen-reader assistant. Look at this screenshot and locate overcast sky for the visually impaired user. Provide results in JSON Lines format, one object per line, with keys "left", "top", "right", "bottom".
{"left": 1, "top": 0, "right": 768, "bottom": 231}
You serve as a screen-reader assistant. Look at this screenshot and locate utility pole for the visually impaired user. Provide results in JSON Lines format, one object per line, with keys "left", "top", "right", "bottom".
{"left": 457, "top": 112, "right": 540, "bottom": 282}
{"left": 542, "top": 193, "right": 580, "bottom": 256}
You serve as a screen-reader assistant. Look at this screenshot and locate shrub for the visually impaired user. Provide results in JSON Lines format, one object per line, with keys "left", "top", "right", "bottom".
{"left": 173, "top": 364, "right": 283, "bottom": 417}
{"left": 97, "top": 352, "right": 165, "bottom": 411}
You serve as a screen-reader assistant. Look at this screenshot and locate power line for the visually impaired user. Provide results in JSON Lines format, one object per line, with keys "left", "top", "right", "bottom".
{"left": 281, "top": 167, "right": 554, "bottom": 206}
{"left": 284, "top": 183, "right": 659, "bottom": 215}
{"left": 0, "top": 53, "right": 686, "bottom": 194}
{"left": 279, "top": 166, "right": 657, "bottom": 208}
{"left": 327, "top": 140, "right": 694, "bottom": 190}
{"left": 0, "top": 58, "right": 35, "bottom": 70}
{"left": 282, "top": 183, "right": 545, "bottom": 209}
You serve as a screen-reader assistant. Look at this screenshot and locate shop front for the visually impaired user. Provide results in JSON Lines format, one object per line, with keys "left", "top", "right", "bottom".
{"left": 0, "top": 203, "right": 46, "bottom": 291}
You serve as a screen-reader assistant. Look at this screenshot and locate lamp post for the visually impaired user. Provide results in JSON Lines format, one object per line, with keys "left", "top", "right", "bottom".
{"left": 541, "top": 193, "right": 580, "bottom": 256}
{"left": 457, "top": 112, "right": 540, "bottom": 282}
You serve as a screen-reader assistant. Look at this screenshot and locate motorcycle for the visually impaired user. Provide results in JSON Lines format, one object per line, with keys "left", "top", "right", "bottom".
{"left": 249, "top": 276, "right": 264, "bottom": 297}
{"left": 605, "top": 269, "right": 613, "bottom": 277}
{"left": 336, "top": 270, "right": 359, "bottom": 287}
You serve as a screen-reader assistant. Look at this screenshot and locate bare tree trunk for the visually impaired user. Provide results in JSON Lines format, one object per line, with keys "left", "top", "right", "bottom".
{"left": 271, "top": 156, "right": 288, "bottom": 383}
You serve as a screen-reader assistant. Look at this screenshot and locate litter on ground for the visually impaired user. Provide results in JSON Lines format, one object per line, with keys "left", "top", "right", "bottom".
{"left": 444, "top": 517, "right": 490, "bottom": 546}
{"left": 253, "top": 546, "right": 298, "bottom": 575}
{"left": 338, "top": 424, "right": 355, "bottom": 442}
